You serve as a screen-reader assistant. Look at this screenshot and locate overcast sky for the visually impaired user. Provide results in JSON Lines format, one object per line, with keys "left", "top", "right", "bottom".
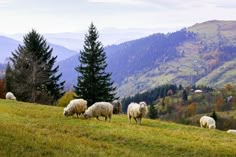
{"left": 0, "top": 0, "right": 236, "bottom": 34}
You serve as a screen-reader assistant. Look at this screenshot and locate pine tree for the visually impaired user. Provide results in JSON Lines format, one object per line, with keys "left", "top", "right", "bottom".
{"left": 6, "top": 29, "right": 65, "bottom": 104}
{"left": 211, "top": 110, "right": 218, "bottom": 121}
{"left": 74, "top": 23, "right": 116, "bottom": 106}
{"left": 148, "top": 103, "right": 158, "bottom": 119}
{"left": 182, "top": 89, "right": 188, "bottom": 102}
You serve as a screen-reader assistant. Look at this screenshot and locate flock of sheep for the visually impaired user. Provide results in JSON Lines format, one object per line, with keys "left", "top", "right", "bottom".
{"left": 4, "top": 91, "right": 236, "bottom": 134}
{"left": 63, "top": 98, "right": 148, "bottom": 124}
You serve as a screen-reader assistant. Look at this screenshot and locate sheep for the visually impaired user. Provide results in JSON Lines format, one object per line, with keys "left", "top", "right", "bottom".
{"left": 111, "top": 100, "right": 122, "bottom": 114}
{"left": 84, "top": 102, "right": 113, "bottom": 122}
{"left": 127, "top": 101, "right": 148, "bottom": 124}
{"left": 200, "top": 116, "right": 216, "bottom": 129}
{"left": 5, "top": 92, "right": 16, "bottom": 100}
{"left": 227, "top": 129, "right": 236, "bottom": 135}
{"left": 63, "top": 99, "right": 87, "bottom": 117}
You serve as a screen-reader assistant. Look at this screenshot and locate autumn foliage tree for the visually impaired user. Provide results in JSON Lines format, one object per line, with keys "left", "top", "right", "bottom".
{"left": 215, "top": 95, "right": 224, "bottom": 111}
{"left": 187, "top": 103, "right": 197, "bottom": 117}
{"left": 0, "top": 79, "right": 6, "bottom": 98}
{"left": 224, "top": 83, "right": 233, "bottom": 92}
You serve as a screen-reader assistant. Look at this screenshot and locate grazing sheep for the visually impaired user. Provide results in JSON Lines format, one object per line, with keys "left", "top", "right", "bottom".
{"left": 5, "top": 92, "right": 16, "bottom": 100}
{"left": 112, "top": 100, "right": 122, "bottom": 114}
{"left": 127, "top": 101, "right": 148, "bottom": 124}
{"left": 200, "top": 116, "right": 216, "bottom": 129}
{"left": 63, "top": 99, "right": 87, "bottom": 117}
{"left": 84, "top": 102, "right": 113, "bottom": 122}
{"left": 227, "top": 129, "right": 236, "bottom": 135}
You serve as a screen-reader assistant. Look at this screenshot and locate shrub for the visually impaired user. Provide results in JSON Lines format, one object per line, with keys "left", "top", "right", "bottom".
{"left": 56, "top": 91, "right": 75, "bottom": 107}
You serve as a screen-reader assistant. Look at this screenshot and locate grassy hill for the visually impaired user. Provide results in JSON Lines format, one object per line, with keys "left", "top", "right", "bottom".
{"left": 0, "top": 99, "right": 236, "bottom": 156}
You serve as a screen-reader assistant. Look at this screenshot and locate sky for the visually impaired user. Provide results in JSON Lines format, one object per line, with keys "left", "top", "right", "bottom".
{"left": 0, "top": 0, "right": 236, "bottom": 34}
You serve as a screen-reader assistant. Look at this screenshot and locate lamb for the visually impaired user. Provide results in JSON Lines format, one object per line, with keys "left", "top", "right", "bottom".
{"left": 63, "top": 99, "right": 87, "bottom": 117}
{"left": 111, "top": 100, "right": 122, "bottom": 114}
{"left": 200, "top": 116, "right": 216, "bottom": 129}
{"left": 84, "top": 102, "right": 113, "bottom": 122}
{"left": 227, "top": 129, "right": 236, "bottom": 135}
{"left": 127, "top": 101, "right": 148, "bottom": 124}
{"left": 5, "top": 92, "right": 16, "bottom": 100}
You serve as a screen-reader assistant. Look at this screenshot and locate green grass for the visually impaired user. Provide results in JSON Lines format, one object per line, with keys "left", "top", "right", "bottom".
{"left": 1, "top": 99, "right": 236, "bottom": 157}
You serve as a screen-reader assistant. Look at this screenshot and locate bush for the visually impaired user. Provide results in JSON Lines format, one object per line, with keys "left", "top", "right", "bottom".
{"left": 56, "top": 91, "right": 75, "bottom": 107}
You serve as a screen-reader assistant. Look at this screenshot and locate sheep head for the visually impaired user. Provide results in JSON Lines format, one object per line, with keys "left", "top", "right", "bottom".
{"left": 84, "top": 109, "right": 93, "bottom": 119}
{"left": 139, "top": 101, "right": 147, "bottom": 113}
{"left": 63, "top": 108, "right": 69, "bottom": 117}
{"left": 63, "top": 107, "right": 73, "bottom": 117}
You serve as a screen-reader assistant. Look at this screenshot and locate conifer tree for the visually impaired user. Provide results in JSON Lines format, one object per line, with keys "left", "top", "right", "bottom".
{"left": 148, "top": 103, "right": 158, "bottom": 119}
{"left": 6, "top": 29, "right": 64, "bottom": 104}
{"left": 182, "top": 89, "right": 188, "bottom": 102}
{"left": 74, "top": 23, "right": 116, "bottom": 106}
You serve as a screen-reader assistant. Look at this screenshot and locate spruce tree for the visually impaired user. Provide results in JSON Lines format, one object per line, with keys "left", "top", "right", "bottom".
{"left": 74, "top": 23, "right": 116, "bottom": 106}
{"left": 6, "top": 29, "right": 65, "bottom": 104}
{"left": 148, "top": 103, "right": 158, "bottom": 119}
{"left": 182, "top": 89, "right": 188, "bottom": 102}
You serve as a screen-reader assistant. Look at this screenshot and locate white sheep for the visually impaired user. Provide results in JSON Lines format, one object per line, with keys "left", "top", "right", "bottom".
{"left": 127, "top": 101, "right": 148, "bottom": 124}
{"left": 112, "top": 100, "right": 122, "bottom": 114}
{"left": 5, "top": 92, "right": 16, "bottom": 100}
{"left": 84, "top": 102, "right": 113, "bottom": 122}
{"left": 200, "top": 116, "right": 216, "bottom": 129}
{"left": 63, "top": 99, "right": 87, "bottom": 117}
{"left": 227, "top": 129, "right": 236, "bottom": 135}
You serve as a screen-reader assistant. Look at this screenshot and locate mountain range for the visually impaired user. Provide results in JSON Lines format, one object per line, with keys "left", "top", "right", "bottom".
{"left": 0, "top": 35, "right": 78, "bottom": 63}
{"left": 1, "top": 20, "right": 236, "bottom": 97}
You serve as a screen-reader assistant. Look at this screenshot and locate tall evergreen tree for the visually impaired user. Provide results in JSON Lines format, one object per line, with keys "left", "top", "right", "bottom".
{"left": 74, "top": 23, "right": 116, "bottom": 106}
{"left": 6, "top": 29, "right": 65, "bottom": 104}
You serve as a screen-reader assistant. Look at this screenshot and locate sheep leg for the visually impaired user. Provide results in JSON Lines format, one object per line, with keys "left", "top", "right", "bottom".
{"left": 139, "top": 118, "right": 142, "bottom": 125}
{"left": 96, "top": 116, "right": 100, "bottom": 120}
{"left": 137, "top": 118, "right": 141, "bottom": 124}
{"left": 134, "top": 117, "right": 137, "bottom": 123}
{"left": 128, "top": 115, "right": 132, "bottom": 123}
{"left": 105, "top": 116, "right": 107, "bottom": 121}
{"left": 108, "top": 114, "right": 111, "bottom": 122}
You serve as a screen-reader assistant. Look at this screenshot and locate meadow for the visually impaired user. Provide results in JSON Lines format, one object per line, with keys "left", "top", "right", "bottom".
{"left": 0, "top": 99, "right": 236, "bottom": 157}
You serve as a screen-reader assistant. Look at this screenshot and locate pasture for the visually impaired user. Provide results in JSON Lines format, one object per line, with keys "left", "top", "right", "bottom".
{"left": 0, "top": 99, "right": 236, "bottom": 157}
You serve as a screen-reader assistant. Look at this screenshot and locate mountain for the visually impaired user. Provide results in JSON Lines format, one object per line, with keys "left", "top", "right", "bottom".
{"left": 0, "top": 36, "right": 19, "bottom": 63}
{"left": 59, "top": 20, "right": 236, "bottom": 97}
{"left": 0, "top": 35, "right": 78, "bottom": 64}
{"left": 8, "top": 28, "right": 157, "bottom": 51}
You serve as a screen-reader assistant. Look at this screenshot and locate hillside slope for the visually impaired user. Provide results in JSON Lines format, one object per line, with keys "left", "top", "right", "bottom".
{"left": 0, "top": 99, "right": 236, "bottom": 157}
{"left": 58, "top": 20, "right": 236, "bottom": 97}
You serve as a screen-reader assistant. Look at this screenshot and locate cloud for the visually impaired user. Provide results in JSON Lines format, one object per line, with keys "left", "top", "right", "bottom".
{"left": 87, "top": 0, "right": 156, "bottom": 7}
{"left": 0, "top": 0, "right": 12, "bottom": 5}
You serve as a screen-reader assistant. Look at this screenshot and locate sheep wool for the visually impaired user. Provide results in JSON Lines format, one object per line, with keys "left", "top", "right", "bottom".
{"left": 63, "top": 99, "right": 87, "bottom": 117}
{"left": 200, "top": 116, "right": 216, "bottom": 129}
{"left": 127, "top": 101, "right": 148, "bottom": 124}
{"left": 5, "top": 92, "right": 16, "bottom": 100}
{"left": 227, "top": 129, "right": 236, "bottom": 135}
{"left": 84, "top": 102, "right": 113, "bottom": 122}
